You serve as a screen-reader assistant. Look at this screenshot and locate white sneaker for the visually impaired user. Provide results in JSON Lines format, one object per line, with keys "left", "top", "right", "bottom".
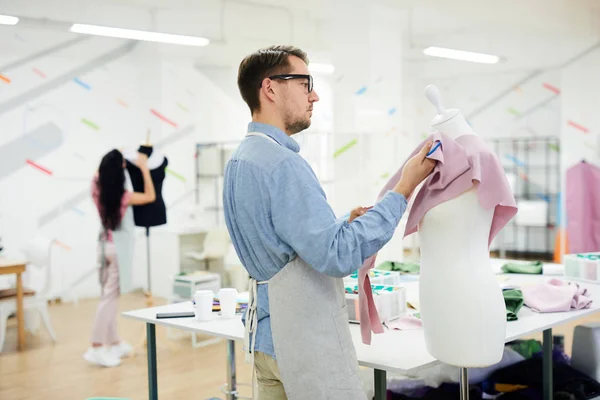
{"left": 83, "top": 347, "right": 121, "bottom": 367}
{"left": 109, "top": 341, "right": 134, "bottom": 359}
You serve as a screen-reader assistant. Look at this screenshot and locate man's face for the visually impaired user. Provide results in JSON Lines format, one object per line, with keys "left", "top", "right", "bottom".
{"left": 277, "top": 56, "right": 320, "bottom": 135}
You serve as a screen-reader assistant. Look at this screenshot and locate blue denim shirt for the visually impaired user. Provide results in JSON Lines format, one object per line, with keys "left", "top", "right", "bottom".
{"left": 223, "top": 122, "right": 408, "bottom": 358}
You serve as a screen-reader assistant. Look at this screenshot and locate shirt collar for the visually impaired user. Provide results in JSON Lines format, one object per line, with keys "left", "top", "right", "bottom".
{"left": 247, "top": 122, "right": 300, "bottom": 153}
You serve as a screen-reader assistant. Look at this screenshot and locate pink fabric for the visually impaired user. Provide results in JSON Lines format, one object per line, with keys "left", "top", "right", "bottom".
{"left": 522, "top": 278, "right": 593, "bottom": 313}
{"left": 91, "top": 242, "right": 121, "bottom": 345}
{"left": 91, "top": 176, "right": 132, "bottom": 242}
{"left": 385, "top": 315, "right": 423, "bottom": 330}
{"left": 566, "top": 161, "right": 600, "bottom": 253}
{"left": 358, "top": 132, "right": 518, "bottom": 344}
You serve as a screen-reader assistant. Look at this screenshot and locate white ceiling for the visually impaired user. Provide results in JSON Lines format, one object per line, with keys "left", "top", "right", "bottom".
{"left": 2, "top": 0, "right": 599, "bottom": 77}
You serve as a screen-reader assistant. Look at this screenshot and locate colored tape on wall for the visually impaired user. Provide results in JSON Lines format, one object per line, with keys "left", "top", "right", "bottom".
{"left": 355, "top": 86, "right": 367, "bottom": 95}
{"left": 81, "top": 118, "right": 99, "bottom": 130}
{"left": 567, "top": 120, "right": 589, "bottom": 134}
{"left": 165, "top": 168, "right": 186, "bottom": 182}
{"left": 0, "top": 74, "right": 11, "bottom": 84}
{"left": 26, "top": 159, "right": 53, "bottom": 175}
{"left": 333, "top": 139, "right": 358, "bottom": 158}
{"left": 177, "top": 103, "right": 189, "bottom": 112}
{"left": 505, "top": 154, "right": 526, "bottom": 167}
{"left": 33, "top": 68, "right": 47, "bottom": 79}
{"left": 543, "top": 83, "right": 560, "bottom": 95}
{"left": 548, "top": 143, "right": 560, "bottom": 152}
{"left": 73, "top": 77, "right": 91, "bottom": 90}
{"left": 116, "top": 98, "right": 129, "bottom": 108}
{"left": 150, "top": 109, "right": 178, "bottom": 127}
{"left": 507, "top": 107, "right": 521, "bottom": 116}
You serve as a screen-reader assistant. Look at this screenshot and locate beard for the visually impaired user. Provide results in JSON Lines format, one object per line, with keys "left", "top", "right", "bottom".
{"left": 284, "top": 111, "right": 311, "bottom": 135}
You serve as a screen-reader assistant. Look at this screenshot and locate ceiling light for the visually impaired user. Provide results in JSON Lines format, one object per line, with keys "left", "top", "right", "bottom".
{"left": 423, "top": 46, "right": 499, "bottom": 64}
{"left": 70, "top": 23, "right": 210, "bottom": 47}
{"left": 0, "top": 14, "right": 19, "bottom": 25}
{"left": 309, "top": 63, "right": 335, "bottom": 74}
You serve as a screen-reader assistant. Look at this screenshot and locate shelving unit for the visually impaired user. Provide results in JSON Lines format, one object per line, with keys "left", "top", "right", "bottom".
{"left": 194, "top": 141, "right": 240, "bottom": 226}
{"left": 489, "top": 136, "right": 561, "bottom": 260}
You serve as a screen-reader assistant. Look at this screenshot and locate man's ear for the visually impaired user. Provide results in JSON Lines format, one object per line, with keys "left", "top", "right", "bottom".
{"left": 261, "top": 77, "right": 277, "bottom": 103}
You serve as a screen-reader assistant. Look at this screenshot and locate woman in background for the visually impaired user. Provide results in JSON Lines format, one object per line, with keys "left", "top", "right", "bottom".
{"left": 83, "top": 149, "right": 156, "bottom": 367}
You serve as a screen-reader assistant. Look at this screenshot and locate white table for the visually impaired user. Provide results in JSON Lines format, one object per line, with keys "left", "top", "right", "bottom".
{"left": 123, "top": 274, "right": 600, "bottom": 400}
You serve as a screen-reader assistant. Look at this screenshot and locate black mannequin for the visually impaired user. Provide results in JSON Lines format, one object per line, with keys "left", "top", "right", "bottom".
{"left": 125, "top": 145, "right": 168, "bottom": 227}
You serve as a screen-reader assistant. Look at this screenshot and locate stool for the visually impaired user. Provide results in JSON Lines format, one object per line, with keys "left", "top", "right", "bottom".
{"left": 571, "top": 322, "right": 600, "bottom": 380}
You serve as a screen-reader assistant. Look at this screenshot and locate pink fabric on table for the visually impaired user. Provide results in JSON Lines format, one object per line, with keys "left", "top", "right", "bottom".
{"left": 91, "top": 175, "right": 132, "bottom": 242}
{"left": 522, "top": 278, "right": 593, "bottom": 313}
{"left": 358, "top": 132, "right": 518, "bottom": 344}
{"left": 384, "top": 315, "right": 423, "bottom": 330}
{"left": 566, "top": 161, "right": 600, "bottom": 254}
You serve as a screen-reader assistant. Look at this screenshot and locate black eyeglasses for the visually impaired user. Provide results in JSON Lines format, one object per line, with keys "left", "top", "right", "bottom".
{"left": 266, "top": 74, "right": 313, "bottom": 93}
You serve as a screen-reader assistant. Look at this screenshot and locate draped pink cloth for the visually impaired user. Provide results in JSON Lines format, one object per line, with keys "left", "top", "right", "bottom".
{"left": 358, "top": 132, "right": 518, "bottom": 344}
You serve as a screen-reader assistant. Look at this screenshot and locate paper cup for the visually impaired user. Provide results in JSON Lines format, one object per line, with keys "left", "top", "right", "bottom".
{"left": 219, "top": 288, "right": 238, "bottom": 318}
{"left": 194, "top": 290, "right": 214, "bottom": 321}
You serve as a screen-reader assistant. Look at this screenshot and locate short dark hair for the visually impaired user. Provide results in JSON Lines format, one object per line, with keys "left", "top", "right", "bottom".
{"left": 237, "top": 45, "right": 309, "bottom": 114}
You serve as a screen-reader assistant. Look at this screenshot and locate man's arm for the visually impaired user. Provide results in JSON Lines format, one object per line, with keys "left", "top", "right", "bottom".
{"left": 268, "top": 156, "right": 407, "bottom": 278}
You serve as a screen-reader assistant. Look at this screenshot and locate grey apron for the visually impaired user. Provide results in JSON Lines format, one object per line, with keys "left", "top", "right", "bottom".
{"left": 244, "top": 131, "right": 366, "bottom": 400}
{"left": 97, "top": 179, "right": 136, "bottom": 294}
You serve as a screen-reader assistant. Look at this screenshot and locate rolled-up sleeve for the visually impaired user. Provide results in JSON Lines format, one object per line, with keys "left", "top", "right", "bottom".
{"left": 268, "top": 156, "right": 407, "bottom": 277}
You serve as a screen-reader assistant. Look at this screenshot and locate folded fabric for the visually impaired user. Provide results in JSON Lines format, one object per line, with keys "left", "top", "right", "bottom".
{"left": 376, "top": 261, "right": 420, "bottom": 274}
{"left": 358, "top": 132, "right": 518, "bottom": 344}
{"left": 385, "top": 315, "right": 423, "bottom": 330}
{"left": 503, "top": 289, "right": 524, "bottom": 321}
{"left": 501, "top": 261, "right": 543, "bottom": 274}
{"left": 522, "top": 278, "right": 593, "bottom": 312}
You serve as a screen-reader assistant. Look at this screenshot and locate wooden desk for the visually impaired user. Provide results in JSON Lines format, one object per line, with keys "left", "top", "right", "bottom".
{"left": 0, "top": 259, "right": 27, "bottom": 350}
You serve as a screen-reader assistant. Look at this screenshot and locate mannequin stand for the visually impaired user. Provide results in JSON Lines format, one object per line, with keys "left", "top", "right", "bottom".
{"left": 459, "top": 368, "right": 469, "bottom": 400}
{"left": 137, "top": 227, "right": 175, "bottom": 352}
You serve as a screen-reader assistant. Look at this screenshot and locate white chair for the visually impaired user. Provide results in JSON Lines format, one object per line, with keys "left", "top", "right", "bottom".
{"left": 0, "top": 236, "right": 57, "bottom": 352}
{"left": 185, "top": 228, "right": 232, "bottom": 270}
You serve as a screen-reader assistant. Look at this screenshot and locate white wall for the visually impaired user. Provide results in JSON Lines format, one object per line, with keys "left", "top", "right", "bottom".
{"left": 0, "top": 29, "right": 251, "bottom": 300}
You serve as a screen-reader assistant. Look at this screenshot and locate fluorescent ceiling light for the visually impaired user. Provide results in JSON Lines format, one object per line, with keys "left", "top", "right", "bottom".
{"left": 70, "top": 23, "right": 210, "bottom": 47}
{"left": 309, "top": 63, "right": 335, "bottom": 74}
{"left": 0, "top": 14, "right": 19, "bottom": 25}
{"left": 423, "top": 46, "right": 499, "bottom": 64}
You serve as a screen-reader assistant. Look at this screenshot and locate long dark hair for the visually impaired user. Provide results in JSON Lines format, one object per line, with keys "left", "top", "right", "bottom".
{"left": 97, "top": 149, "right": 126, "bottom": 231}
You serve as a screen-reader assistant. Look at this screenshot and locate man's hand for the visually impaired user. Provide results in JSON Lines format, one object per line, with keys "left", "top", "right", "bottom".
{"left": 348, "top": 206, "right": 373, "bottom": 223}
{"left": 394, "top": 141, "right": 437, "bottom": 198}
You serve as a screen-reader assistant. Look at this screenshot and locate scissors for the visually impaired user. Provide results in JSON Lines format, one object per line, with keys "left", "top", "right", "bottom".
{"left": 426, "top": 141, "right": 441, "bottom": 156}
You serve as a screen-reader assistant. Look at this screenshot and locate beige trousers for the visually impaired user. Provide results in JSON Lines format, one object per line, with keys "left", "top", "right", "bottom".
{"left": 254, "top": 352, "right": 287, "bottom": 400}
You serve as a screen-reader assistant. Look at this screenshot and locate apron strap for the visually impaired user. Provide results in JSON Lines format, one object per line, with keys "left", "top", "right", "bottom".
{"left": 244, "top": 277, "right": 268, "bottom": 363}
{"left": 245, "top": 276, "right": 268, "bottom": 400}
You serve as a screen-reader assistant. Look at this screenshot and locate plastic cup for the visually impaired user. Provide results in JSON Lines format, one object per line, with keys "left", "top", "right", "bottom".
{"left": 219, "top": 288, "right": 238, "bottom": 318}
{"left": 194, "top": 290, "right": 214, "bottom": 321}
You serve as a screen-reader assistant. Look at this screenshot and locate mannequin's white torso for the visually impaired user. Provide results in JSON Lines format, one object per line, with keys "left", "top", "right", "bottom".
{"left": 123, "top": 147, "right": 165, "bottom": 169}
{"left": 417, "top": 87, "right": 506, "bottom": 367}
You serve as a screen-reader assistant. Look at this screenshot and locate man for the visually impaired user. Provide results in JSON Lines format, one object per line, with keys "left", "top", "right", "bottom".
{"left": 223, "top": 45, "right": 435, "bottom": 400}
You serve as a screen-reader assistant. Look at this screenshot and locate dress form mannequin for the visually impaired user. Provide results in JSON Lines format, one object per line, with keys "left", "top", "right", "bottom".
{"left": 418, "top": 86, "right": 506, "bottom": 369}
{"left": 123, "top": 131, "right": 167, "bottom": 308}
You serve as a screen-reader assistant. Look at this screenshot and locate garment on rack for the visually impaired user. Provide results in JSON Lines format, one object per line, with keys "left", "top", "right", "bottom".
{"left": 522, "top": 278, "right": 593, "bottom": 313}
{"left": 503, "top": 289, "right": 524, "bottom": 321}
{"left": 501, "top": 261, "right": 543, "bottom": 275}
{"left": 376, "top": 261, "right": 420, "bottom": 274}
{"left": 566, "top": 161, "right": 600, "bottom": 253}
{"left": 358, "top": 132, "right": 518, "bottom": 344}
